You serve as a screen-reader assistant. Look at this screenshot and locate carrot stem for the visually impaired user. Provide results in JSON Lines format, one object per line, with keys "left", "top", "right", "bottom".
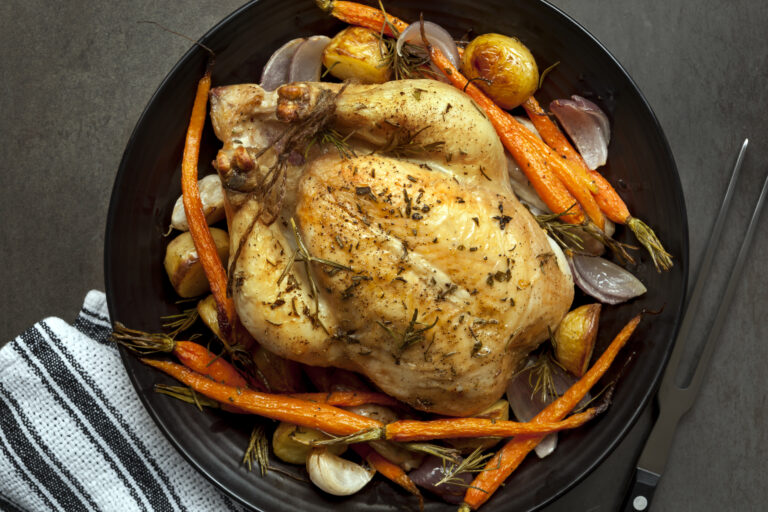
{"left": 461, "top": 314, "right": 642, "bottom": 510}
{"left": 180, "top": 65, "right": 237, "bottom": 338}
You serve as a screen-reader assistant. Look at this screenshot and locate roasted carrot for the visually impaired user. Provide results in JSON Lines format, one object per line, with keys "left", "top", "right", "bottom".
{"left": 143, "top": 358, "right": 381, "bottom": 435}
{"left": 460, "top": 314, "right": 642, "bottom": 510}
{"left": 421, "top": 28, "right": 605, "bottom": 228}
{"left": 288, "top": 391, "right": 400, "bottom": 407}
{"left": 316, "top": 0, "right": 408, "bottom": 36}
{"left": 382, "top": 408, "right": 600, "bottom": 442}
{"left": 111, "top": 324, "right": 257, "bottom": 389}
{"left": 180, "top": 65, "right": 237, "bottom": 338}
{"left": 173, "top": 341, "right": 250, "bottom": 388}
{"left": 522, "top": 96, "right": 673, "bottom": 270}
{"left": 351, "top": 443, "right": 423, "bottom": 504}
{"left": 318, "top": 1, "right": 585, "bottom": 224}
{"left": 143, "top": 358, "right": 593, "bottom": 441}
{"left": 523, "top": 96, "right": 596, "bottom": 191}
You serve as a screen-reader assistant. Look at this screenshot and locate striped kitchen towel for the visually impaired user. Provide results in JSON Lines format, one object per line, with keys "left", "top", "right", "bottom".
{"left": 0, "top": 290, "right": 246, "bottom": 512}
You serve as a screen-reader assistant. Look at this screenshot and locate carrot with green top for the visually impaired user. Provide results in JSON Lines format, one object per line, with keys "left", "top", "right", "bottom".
{"left": 143, "top": 358, "right": 380, "bottom": 435}
{"left": 459, "top": 314, "right": 642, "bottom": 511}
{"left": 112, "top": 323, "right": 254, "bottom": 389}
{"left": 523, "top": 96, "right": 673, "bottom": 271}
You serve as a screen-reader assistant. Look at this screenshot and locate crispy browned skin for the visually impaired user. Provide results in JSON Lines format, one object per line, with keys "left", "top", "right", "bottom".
{"left": 210, "top": 79, "right": 573, "bottom": 416}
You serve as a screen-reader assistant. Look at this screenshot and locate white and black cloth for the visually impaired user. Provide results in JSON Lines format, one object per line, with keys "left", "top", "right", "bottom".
{"left": 0, "top": 291, "right": 246, "bottom": 512}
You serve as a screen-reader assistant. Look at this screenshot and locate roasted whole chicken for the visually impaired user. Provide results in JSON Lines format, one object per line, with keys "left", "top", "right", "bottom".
{"left": 210, "top": 79, "right": 573, "bottom": 416}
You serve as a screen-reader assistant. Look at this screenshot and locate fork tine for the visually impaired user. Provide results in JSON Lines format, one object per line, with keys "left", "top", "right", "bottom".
{"left": 658, "top": 139, "right": 749, "bottom": 400}
{"left": 687, "top": 170, "right": 768, "bottom": 394}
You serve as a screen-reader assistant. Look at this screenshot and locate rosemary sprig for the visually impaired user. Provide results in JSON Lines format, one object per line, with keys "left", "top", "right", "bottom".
{"left": 154, "top": 384, "right": 219, "bottom": 411}
{"left": 403, "top": 442, "right": 461, "bottom": 465}
{"left": 377, "top": 125, "right": 445, "bottom": 159}
{"left": 375, "top": 0, "right": 433, "bottom": 80}
{"left": 305, "top": 127, "right": 357, "bottom": 160}
{"left": 535, "top": 207, "right": 585, "bottom": 250}
{"left": 436, "top": 447, "right": 495, "bottom": 487}
{"left": 535, "top": 206, "right": 638, "bottom": 264}
{"left": 243, "top": 424, "right": 269, "bottom": 476}
{"left": 377, "top": 308, "right": 439, "bottom": 353}
{"left": 527, "top": 350, "right": 566, "bottom": 403}
{"left": 279, "top": 217, "right": 352, "bottom": 319}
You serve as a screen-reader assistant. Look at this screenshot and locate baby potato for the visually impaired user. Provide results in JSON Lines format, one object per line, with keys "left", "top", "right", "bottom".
{"left": 322, "top": 26, "right": 390, "bottom": 84}
{"left": 460, "top": 33, "right": 539, "bottom": 109}
{"left": 163, "top": 228, "right": 229, "bottom": 298}
{"left": 553, "top": 303, "right": 602, "bottom": 377}
{"left": 272, "top": 422, "right": 345, "bottom": 465}
{"left": 446, "top": 399, "right": 509, "bottom": 454}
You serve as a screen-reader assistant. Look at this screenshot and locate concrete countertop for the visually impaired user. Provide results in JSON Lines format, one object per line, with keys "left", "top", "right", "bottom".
{"left": 1, "top": 1, "right": 766, "bottom": 510}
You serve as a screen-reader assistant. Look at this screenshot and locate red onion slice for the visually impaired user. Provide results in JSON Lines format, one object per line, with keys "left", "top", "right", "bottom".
{"left": 409, "top": 455, "right": 471, "bottom": 504}
{"left": 260, "top": 38, "right": 306, "bottom": 91}
{"left": 569, "top": 254, "right": 647, "bottom": 305}
{"left": 550, "top": 95, "right": 611, "bottom": 170}
{"left": 288, "top": 35, "right": 331, "bottom": 83}
{"left": 395, "top": 21, "right": 460, "bottom": 70}
{"left": 506, "top": 357, "right": 590, "bottom": 458}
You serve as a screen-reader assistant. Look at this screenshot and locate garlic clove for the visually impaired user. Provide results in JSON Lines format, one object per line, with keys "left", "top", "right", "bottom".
{"left": 306, "top": 448, "right": 374, "bottom": 496}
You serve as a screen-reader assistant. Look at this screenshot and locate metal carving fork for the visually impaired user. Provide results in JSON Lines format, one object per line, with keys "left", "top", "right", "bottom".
{"left": 621, "top": 139, "right": 768, "bottom": 511}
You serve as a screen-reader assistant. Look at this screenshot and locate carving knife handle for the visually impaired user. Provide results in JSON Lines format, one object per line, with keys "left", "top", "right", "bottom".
{"left": 621, "top": 467, "right": 660, "bottom": 512}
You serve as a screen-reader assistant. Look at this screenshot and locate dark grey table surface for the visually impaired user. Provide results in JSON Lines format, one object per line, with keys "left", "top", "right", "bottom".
{"left": 1, "top": 1, "right": 766, "bottom": 511}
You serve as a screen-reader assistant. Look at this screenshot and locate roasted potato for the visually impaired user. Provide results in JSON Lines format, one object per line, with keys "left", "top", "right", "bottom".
{"left": 170, "top": 174, "right": 226, "bottom": 231}
{"left": 446, "top": 399, "right": 509, "bottom": 453}
{"left": 163, "top": 228, "right": 229, "bottom": 298}
{"left": 322, "top": 26, "right": 390, "bottom": 84}
{"left": 460, "top": 33, "right": 539, "bottom": 109}
{"left": 272, "top": 422, "right": 345, "bottom": 464}
{"left": 553, "top": 303, "right": 602, "bottom": 377}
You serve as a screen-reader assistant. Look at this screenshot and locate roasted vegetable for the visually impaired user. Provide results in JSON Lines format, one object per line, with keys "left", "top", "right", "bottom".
{"left": 553, "top": 303, "right": 601, "bottom": 377}
{"left": 446, "top": 399, "right": 509, "bottom": 453}
{"left": 163, "top": 228, "right": 229, "bottom": 298}
{"left": 322, "top": 26, "right": 390, "bottom": 83}
{"left": 196, "top": 294, "right": 221, "bottom": 338}
{"left": 307, "top": 447, "right": 374, "bottom": 496}
{"left": 346, "top": 404, "right": 423, "bottom": 470}
{"left": 460, "top": 33, "right": 539, "bottom": 109}
{"left": 272, "top": 422, "right": 345, "bottom": 464}
{"left": 170, "top": 174, "right": 225, "bottom": 231}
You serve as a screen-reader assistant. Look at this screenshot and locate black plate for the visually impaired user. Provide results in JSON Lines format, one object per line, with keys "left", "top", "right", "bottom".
{"left": 105, "top": 1, "right": 688, "bottom": 510}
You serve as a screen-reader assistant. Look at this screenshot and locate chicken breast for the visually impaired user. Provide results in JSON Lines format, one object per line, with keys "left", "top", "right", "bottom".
{"left": 210, "top": 79, "right": 573, "bottom": 416}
